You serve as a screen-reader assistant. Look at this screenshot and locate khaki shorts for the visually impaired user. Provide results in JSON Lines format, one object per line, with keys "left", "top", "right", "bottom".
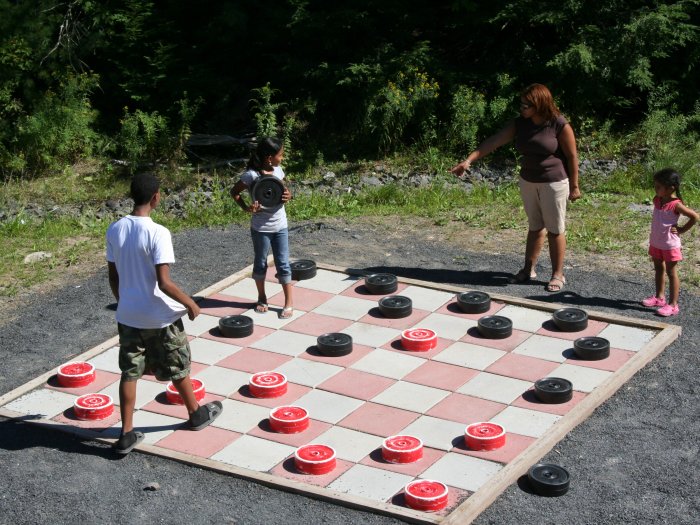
{"left": 118, "top": 319, "right": 191, "bottom": 382}
{"left": 518, "top": 178, "right": 569, "bottom": 234}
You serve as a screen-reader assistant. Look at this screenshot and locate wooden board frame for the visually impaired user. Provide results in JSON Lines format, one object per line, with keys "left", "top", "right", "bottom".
{"left": 0, "top": 261, "right": 681, "bottom": 524}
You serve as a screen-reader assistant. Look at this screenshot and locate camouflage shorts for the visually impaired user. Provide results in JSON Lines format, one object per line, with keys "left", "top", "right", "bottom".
{"left": 117, "top": 319, "right": 191, "bottom": 382}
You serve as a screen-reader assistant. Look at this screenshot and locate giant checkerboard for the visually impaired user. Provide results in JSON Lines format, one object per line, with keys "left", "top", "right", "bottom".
{"left": 0, "top": 263, "right": 680, "bottom": 524}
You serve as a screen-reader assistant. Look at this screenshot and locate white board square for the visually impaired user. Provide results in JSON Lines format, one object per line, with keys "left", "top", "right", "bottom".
{"left": 342, "top": 322, "right": 401, "bottom": 347}
{"left": 220, "top": 278, "right": 282, "bottom": 301}
{"left": 314, "top": 426, "right": 383, "bottom": 462}
{"left": 434, "top": 341, "right": 506, "bottom": 370}
{"left": 182, "top": 313, "right": 220, "bottom": 337}
{"left": 295, "top": 269, "right": 359, "bottom": 294}
{"left": 549, "top": 363, "right": 614, "bottom": 392}
{"left": 421, "top": 453, "right": 503, "bottom": 492}
{"left": 494, "top": 305, "right": 551, "bottom": 332}
{"left": 251, "top": 330, "right": 317, "bottom": 357}
{"left": 351, "top": 348, "right": 425, "bottom": 379}
{"left": 371, "top": 381, "right": 449, "bottom": 413}
{"left": 596, "top": 324, "right": 656, "bottom": 352}
{"left": 313, "top": 295, "right": 377, "bottom": 321}
{"left": 490, "top": 406, "right": 561, "bottom": 438}
{"left": 213, "top": 399, "right": 270, "bottom": 433}
{"left": 399, "top": 415, "right": 467, "bottom": 451}
{"left": 192, "top": 366, "right": 251, "bottom": 397}
{"left": 189, "top": 338, "right": 242, "bottom": 365}
{"left": 212, "top": 435, "right": 295, "bottom": 471}
{"left": 511, "top": 334, "right": 572, "bottom": 363}
{"left": 292, "top": 389, "right": 364, "bottom": 424}
{"left": 457, "top": 372, "right": 532, "bottom": 404}
{"left": 411, "top": 313, "right": 476, "bottom": 341}
{"left": 88, "top": 346, "right": 121, "bottom": 374}
{"left": 4, "top": 389, "right": 77, "bottom": 419}
{"left": 399, "top": 285, "right": 455, "bottom": 311}
{"left": 328, "top": 464, "right": 413, "bottom": 502}
{"left": 274, "top": 358, "right": 343, "bottom": 387}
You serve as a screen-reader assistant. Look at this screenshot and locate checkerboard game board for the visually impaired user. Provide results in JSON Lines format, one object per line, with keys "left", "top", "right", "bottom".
{"left": 0, "top": 263, "right": 680, "bottom": 524}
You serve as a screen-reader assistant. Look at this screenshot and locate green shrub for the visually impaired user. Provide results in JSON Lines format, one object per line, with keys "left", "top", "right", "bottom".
{"left": 116, "top": 107, "right": 170, "bottom": 171}
{"left": 447, "top": 86, "right": 486, "bottom": 153}
{"left": 11, "top": 73, "right": 101, "bottom": 176}
{"left": 364, "top": 66, "right": 440, "bottom": 153}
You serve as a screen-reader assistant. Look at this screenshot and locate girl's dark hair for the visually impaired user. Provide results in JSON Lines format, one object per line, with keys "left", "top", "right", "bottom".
{"left": 130, "top": 172, "right": 160, "bottom": 205}
{"left": 654, "top": 168, "right": 683, "bottom": 201}
{"left": 247, "top": 137, "right": 283, "bottom": 171}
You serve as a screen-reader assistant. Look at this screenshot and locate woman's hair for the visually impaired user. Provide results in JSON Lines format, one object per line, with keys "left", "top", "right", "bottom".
{"left": 247, "top": 136, "right": 283, "bottom": 171}
{"left": 654, "top": 168, "right": 683, "bottom": 201}
{"left": 521, "top": 83, "right": 560, "bottom": 122}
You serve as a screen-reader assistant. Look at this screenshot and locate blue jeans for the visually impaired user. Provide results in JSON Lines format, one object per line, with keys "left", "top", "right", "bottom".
{"left": 251, "top": 228, "right": 291, "bottom": 284}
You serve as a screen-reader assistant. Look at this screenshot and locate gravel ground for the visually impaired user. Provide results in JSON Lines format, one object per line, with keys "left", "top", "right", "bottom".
{"left": 1, "top": 219, "right": 698, "bottom": 525}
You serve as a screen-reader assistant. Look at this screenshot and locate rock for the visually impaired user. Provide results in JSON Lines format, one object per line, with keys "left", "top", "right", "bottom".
{"left": 360, "top": 176, "right": 382, "bottom": 187}
{"left": 24, "top": 252, "right": 52, "bottom": 264}
{"left": 323, "top": 171, "right": 336, "bottom": 181}
{"left": 142, "top": 482, "right": 160, "bottom": 491}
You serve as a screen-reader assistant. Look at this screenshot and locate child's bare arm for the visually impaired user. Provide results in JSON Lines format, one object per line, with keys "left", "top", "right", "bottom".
{"left": 155, "top": 263, "right": 200, "bottom": 320}
{"left": 230, "top": 180, "right": 260, "bottom": 213}
{"left": 108, "top": 262, "right": 119, "bottom": 301}
{"left": 673, "top": 202, "right": 699, "bottom": 234}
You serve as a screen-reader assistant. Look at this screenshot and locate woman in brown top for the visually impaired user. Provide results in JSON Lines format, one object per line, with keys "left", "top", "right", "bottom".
{"left": 451, "top": 83, "right": 581, "bottom": 292}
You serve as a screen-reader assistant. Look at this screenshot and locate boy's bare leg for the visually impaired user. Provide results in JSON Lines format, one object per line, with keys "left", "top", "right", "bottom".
{"left": 119, "top": 378, "right": 138, "bottom": 433}
{"left": 172, "top": 375, "right": 200, "bottom": 414}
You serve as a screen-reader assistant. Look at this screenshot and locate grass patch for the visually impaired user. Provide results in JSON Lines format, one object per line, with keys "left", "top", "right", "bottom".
{"left": 2, "top": 160, "right": 700, "bottom": 299}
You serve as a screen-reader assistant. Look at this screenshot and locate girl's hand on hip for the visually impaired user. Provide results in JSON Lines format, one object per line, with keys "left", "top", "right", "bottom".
{"left": 249, "top": 201, "right": 262, "bottom": 213}
{"left": 281, "top": 188, "right": 292, "bottom": 203}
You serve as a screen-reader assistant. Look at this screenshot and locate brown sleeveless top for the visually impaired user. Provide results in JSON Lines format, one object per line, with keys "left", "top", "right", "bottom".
{"left": 514, "top": 115, "right": 569, "bottom": 183}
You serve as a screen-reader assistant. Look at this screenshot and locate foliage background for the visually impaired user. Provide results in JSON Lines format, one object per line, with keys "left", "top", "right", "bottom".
{"left": 1, "top": 0, "right": 699, "bottom": 176}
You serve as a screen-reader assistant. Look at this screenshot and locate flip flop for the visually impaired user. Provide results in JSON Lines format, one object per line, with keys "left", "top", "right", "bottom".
{"left": 114, "top": 430, "right": 144, "bottom": 455}
{"left": 254, "top": 301, "right": 269, "bottom": 313}
{"left": 189, "top": 401, "right": 223, "bottom": 431}
{"left": 279, "top": 306, "right": 294, "bottom": 319}
{"left": 508, "top": 269, "right": 537, "bottom": 284}
{"left": 546, "top": 277, "right": 566, "bottom": 292}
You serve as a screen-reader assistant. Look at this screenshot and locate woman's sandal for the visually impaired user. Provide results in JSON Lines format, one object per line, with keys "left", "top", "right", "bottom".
{"left": 546, "top": 276, "right": 566, "bottom": 292}
{"left": 508, "top": 269, "right": 537, "bottom": 284}
{"left": 279, "top": 306, "right": 294, "bottom": 319}
{"left": 254, "top": 301, "right": 269, "bottom": 313}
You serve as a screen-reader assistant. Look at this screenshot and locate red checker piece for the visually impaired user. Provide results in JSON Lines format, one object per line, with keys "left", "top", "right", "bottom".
{"left": 165, "top": 378, "right": 205, "bottom": 404}
{"left": 404, "top": 479, "right": 449, "bottom": 512}
{"left": 269, "top": 405, "right": 310, "bottom": 434}
{"left": 382, "top": 435, "right": 424, "bottom": 463}
{"left": 465, "top": 422, "right": 506, "bottom": 451}
{"left": 249, "top": 371, "right": 288, "bottom": 398}
{"left": 401, "top": 328, "right": 437, "bottom": 352}
{"left": 294, "top": 444, "right": 336, "bottom": 475}
{"left": 57, "top": 361, "right": 96, "bottom": 388}
{"left": 73, "top": 393, "right": 114, "bottom": 420}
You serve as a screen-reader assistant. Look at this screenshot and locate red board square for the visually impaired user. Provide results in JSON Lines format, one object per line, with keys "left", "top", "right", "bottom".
{"left": 270, "top": 456, "right": 354, "bottom": 487}
{"left": 270, "top": 287, "right": 334, "bottom": 311}
{"left": 155, "top": 426, "right": 240, "bottom": 458}
{"left": 564, "top": 347, "right": 635, "bottom": 372}
{"left": 340, "top": 281, "right": 409, "bottom": 299}
{"left": 485, "top": 353, "right": 559, "bottom": 382}
{"left": 358, "top": 307, "right": 431, "bottom": 330}
{"left": 46, "top": 370, "right": 120, "bottom": 396}
{"left": 426, "top": 393, "right": 507, "bottom": 424}
{"left": 402, "top": 361, "right": 479, "bottom": 391}
{"left": 282, "top": 312, "right": 354, "bottom": 337}
{"left": 140, "top": 392, "right": 226, "bottom": 420}
{"left": 512, "top": 387, "right": 588, "bottom": 415}
{"left": 299, "top": 342, "right": 374, "bottom": 368}
{"left": 197, "top": 293, "right": 252, "bottom": 318}
{"left": 317, "top": 369, "right": 396, "bottom": 400}
{"left": 337, "top": 402, "right": 420, "bottom": 437}
{"left": 536, "top": 319, "right": 608, "bottom": 340}
{"left": 382, "top": 336, "right": 454, "bottom": 359}
{"left": 53, "top": 406, "right": 121, "bottom": 431}
{"left": 201, "top": 324, "right": 275, "bottom": 347}
{"left": 435, "top": 299, "right": 506, "bottom": 319}
{"left": 360, "top": 445, "right": 445, "bottom": 477}
{"left": 459, "top": 326, "right": 532, "bottom": 352}
{"left": 248, "top": 419, "right": 333, "bottom": 447}
{"left": 229, "top": 381, "right": 312, "bottom": 408}
{"left": 216, "top": 347, "right": 292, "bottom": 373}
{"left": 451, "top": 431, "right": 536, "bottom": 464}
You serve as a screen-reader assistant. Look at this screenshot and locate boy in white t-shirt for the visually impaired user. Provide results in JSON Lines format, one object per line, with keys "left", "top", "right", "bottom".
{"left": 106, "top": 173, "right": 222, "bottom": 454}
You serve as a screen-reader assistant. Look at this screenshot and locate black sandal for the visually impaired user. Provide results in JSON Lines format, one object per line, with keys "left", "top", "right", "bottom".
{"left": 189, "top": 401, "right": 223, "bottom": 431}
{"left": 114, "top": 430, "right": 145, "bottom": 455}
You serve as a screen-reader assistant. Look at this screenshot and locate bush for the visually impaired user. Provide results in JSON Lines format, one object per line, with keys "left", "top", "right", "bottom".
{"left": 116, "top": 107, "right": 170, "bottom": 171}
{"left": 10, "top": 73, "right": 101, "bottom": 176}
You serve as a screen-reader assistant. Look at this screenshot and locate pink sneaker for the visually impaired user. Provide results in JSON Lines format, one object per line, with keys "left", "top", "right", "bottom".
{"left": 656, "top": 304, "right": 679, "bottom": 317}
{"left": 642, "top": 296, "right": 666, "bottom": 307}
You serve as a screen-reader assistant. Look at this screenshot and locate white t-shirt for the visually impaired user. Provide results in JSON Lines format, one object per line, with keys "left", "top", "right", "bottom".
{"left": 240, "top": 166, "right": 288, "bottom": 232}
{"left": 106, "top": 215, "right": 186, "bottom": 329}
